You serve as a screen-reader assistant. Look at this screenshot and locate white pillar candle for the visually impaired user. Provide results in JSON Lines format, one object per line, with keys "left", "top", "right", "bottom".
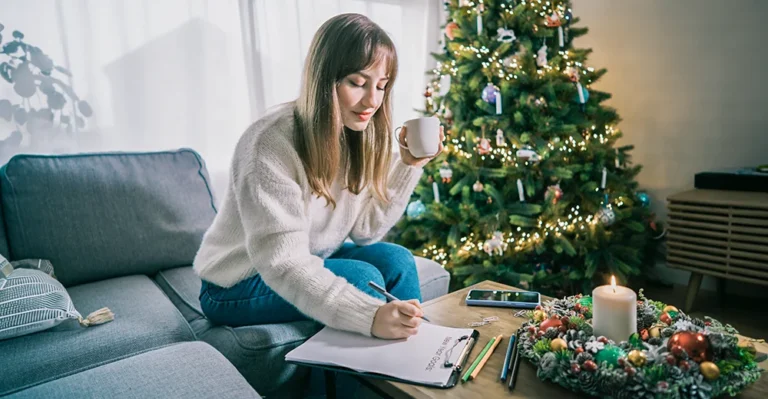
{"left": 477, "top": 14, "right": 482, "bottom": 35}
{"left": 592, "top": 276, "right": 637, "bottom": 343}
{"left": 558, "top": 26, "right": 564, "bottom": 47}
{"left": 495, "top": 92, "right": 502, "bottom": 114}
{"left": 517, "top": 178, "right": 524, "bottom": 202}
{"left": 433, "top": 181, "right": 440, "bottom": 203}
{"left": 615, "top": 149, "right": 620, "bottom": 168}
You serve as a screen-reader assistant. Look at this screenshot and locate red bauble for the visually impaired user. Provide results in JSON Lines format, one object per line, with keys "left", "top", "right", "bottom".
{"left": 535, "top": 305, "right": 543, "bottom": 310}
{"left": 625, "top": 366, "right": 636, "bottom": 376}
{"left": 679, "top": 360, "right": 690, "bottom": 371}
{"left": 575, "top": 347, "right": 584, "bottom": 354}
{"left": 667, "top": 331, "right": 712, "bottom": 363}
{"left": 660, "top": 312, "right": 673, "bottom": 325}
{"left": 640, "top": 329, "right": 649, "bottom": 341}
{"left": 571, "top": 363, "right": 581, "bottom": 374}
{"left": 666, "top": 355, "right": 677, "bottom": 365}
{"left": 574, "top": 304, "right": 581, "bottom": 311}
{"left": 537, "top": 330, "right": 545, "bottom": 338}
{"left": 445, "top": 22, "right": 460, "bottom": 40}
{"left": 528, "top": 326, "right": 536, "bottom": 334}
{"left": 658, "top": 381, "right": 669, "bottom": 391}
{"left": 540, "top": 317, "right": 564, "bottom": 332}
{"left": 597, "top": 336, "right": 609, "bottom": 344}
{"left": 582, "top": 360, "right": 598, "bottom": 372}
{"left": 559, "top": 325, "right": 568, "bottom": 333}
{"left": 671, "top": 345, "right": 685, "bottom": 357}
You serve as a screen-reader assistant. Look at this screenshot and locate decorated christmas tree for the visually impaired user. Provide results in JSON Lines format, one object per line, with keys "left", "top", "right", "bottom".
{"left": 390, "top": 0, "right": 663, "bottom": 296}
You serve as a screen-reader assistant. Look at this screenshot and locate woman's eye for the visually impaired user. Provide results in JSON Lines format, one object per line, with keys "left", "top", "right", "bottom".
{"left": 349, "top": 80, "right": 365, "bottom": 87}
{"left": 376, "top": 86, "right": 386, "bottom": 91}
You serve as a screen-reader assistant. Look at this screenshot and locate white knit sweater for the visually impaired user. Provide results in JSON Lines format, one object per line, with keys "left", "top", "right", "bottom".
{"left": 193, "top": 103, "right": 423, "bottom": 336}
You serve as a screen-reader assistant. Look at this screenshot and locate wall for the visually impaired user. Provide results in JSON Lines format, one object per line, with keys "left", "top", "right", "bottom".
{"left": 576, "top": 0, "right": 768, "bottom": 295}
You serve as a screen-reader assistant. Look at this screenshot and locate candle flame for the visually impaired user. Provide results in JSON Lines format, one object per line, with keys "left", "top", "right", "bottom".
{"left": 611, "top": 275, "right": 616, "bottom": 293}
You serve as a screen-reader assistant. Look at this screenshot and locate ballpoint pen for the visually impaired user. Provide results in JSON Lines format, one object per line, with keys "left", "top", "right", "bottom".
{"left": 368, "top": 281, "right": 431, "bottom": 322}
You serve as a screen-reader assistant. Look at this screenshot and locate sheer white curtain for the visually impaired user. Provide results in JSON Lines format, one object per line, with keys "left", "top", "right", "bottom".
{"left": 1, "top": 0, "right": 443, "bottom": 198}
{"left": 241, "top": 0, "right": 445, "bottom": 128}
{"left": 1, "top": 0, "right": 250, "bottom": 195}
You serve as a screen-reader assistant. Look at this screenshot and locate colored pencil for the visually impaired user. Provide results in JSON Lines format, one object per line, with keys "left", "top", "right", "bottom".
{"left": 508, "top": 331, "right": 522, "bottom": 390}
{"left": 500, "top": 334, "right": 516, "bottom": 381}
{"left": 470, "top": 334, "right": 503, "bottom": 380}
{"left": 508, "top": 328, "right": 521, "bottom": 389}
{"left": 462, "top": 336, "right": 496, "bottom": 382}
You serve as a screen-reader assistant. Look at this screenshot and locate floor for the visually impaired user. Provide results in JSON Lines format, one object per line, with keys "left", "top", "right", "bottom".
{"left": 639, "top": 280, "right": 768, "bottom": 340}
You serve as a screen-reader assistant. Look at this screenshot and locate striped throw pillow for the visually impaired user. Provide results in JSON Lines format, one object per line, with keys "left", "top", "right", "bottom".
{"left": 0, "top": 265, "right": 114, "bottom": 341}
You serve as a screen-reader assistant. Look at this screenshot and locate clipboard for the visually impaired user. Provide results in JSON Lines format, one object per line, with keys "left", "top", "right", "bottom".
{"left": 286, "top": 329, "right": 480, "bottom": 389}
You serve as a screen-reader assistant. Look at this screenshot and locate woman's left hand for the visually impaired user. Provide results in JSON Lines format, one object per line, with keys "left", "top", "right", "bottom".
{"left": 399, "top": 125, "right": 445, "bottom": 167}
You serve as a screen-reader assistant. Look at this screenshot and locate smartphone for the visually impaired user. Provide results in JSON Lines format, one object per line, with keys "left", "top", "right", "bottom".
{"left": 465, "top": 289, "right": 541, "bottom": 309}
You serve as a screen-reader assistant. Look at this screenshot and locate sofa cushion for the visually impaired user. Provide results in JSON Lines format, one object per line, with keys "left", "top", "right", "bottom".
{"left": 0, "top": 267, "right": 103, "bottom": 341}
{"left": 0, "top": 275, "right": 195, "bottom": 396}
{"left": 7, "top": 342, "right": 260, "bottom": 399}
{"left": 0, "top": 149, "right": 217, "bottom": 287}
{"left": 415, "top": 256, "right": 450, "bottom": 302}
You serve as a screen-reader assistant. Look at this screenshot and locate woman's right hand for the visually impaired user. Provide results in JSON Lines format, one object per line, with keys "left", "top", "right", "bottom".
{"left": 371, "top": 299, "right": 424, "bottom": 339}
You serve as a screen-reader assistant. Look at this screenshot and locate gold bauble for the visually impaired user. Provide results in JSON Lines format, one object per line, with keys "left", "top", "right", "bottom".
{"left": 550, "top": 338, "right": 567, "bottom": 351}
{"left": 533, "top": 310, "right": 548, "bottom": 322}
{"left": 627, "top": 349, "right": 647, "bottom": 367}
{"left": 662, "top": 305, "right": 679, "bottom": 313}
{"left": 700, "top": 361, "right": 720, "bottom": 381}
{"left": 649, "top": 326, "right": 661, "bottom": 338}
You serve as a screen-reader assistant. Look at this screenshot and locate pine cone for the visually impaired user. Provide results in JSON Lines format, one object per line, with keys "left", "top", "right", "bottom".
{"left": 667, "top": 365, "right": 685, "bottom": 380}
{"left": 678, "top": 375, "right": 713, "bottom": 399}
{"left": 691, "top": 318, "right": 707, "bottom": 329}
{"left": 578, "top": 372, "right": 600, "bottom": 395}
{"left": 662, "top": 326, "right": 676, "bottom": 338}
{"left": 544, "top": 328, "right": 560, "bottom": 339}
{"left": 648, "top": 337, "right": 663, "bottom": 347}
{"left": 598, "top": 368, "right": 628, "bottom": 394}
{"left": 537, "top": 352, "right": 559, "bottom": 380}
{"left": 575, "top": 352, "right": 594, "bottom": 363}
{"left": 639, "top": 313, "right": 657, "bottom": 330}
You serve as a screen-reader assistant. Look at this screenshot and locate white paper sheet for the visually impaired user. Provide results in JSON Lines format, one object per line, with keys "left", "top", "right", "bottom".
{"left": 285, "top": 323, "right": 475, "bottom": 386}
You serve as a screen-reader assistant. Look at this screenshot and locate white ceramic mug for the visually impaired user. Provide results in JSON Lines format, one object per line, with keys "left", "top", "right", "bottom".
{"left": 395, "top": 117, "right": 441, "bottom": 158}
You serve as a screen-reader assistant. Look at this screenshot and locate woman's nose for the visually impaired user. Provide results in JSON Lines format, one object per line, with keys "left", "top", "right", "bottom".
{"left": 362, "top": 86, "right": 378, "bottom": 108}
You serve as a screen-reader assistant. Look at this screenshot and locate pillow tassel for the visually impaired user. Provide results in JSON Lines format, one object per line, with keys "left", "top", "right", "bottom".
{"left": 78, "top": 307, "right": 115, "bottom": 327}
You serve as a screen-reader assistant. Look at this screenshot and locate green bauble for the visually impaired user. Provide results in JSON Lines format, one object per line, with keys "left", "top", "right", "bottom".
{"left": 578, "top": 296, "right": 593, "bottom": 308}
{"left": 594, "top": 345, "right": 626, "bottom": 367}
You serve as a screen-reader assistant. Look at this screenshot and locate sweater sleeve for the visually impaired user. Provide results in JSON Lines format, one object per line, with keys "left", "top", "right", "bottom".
{"left": 232, "top": 136, "right": 384, "bottom": 336}
{"left": 348, "top": 153, "right": 423, "bottom": 246}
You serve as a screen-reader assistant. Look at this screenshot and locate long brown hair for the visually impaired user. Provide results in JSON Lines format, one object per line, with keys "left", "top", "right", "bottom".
{"left": 295, "top": 13, "right": 398, "bottom": 208}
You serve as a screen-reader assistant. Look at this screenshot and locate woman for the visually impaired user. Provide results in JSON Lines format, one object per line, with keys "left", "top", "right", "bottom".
{"left": 194, "top": 13, "right": 443, "bottom": 339}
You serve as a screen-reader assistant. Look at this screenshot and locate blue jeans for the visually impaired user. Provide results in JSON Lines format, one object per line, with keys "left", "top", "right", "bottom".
{"left": 199, "top": 242, "right": 422, "bottom": 327}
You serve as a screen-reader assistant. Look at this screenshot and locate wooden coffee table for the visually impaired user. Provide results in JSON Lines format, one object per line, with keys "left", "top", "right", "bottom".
{"left": 359, "top": 280, "right": 768, "bottom": 399}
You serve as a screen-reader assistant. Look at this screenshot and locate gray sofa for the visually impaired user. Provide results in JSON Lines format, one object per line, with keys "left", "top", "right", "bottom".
{"left": 0, "top": 149, "right": 450, "bottom": 398}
